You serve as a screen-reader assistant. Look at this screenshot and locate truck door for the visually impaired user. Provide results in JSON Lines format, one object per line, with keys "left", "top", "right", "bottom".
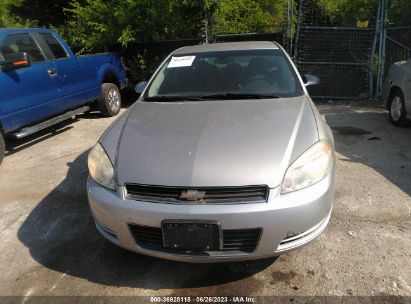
{"left": 35, "top": 32, "right": 85, "bottom": 110}
{"left": 0, "top": 33, "right": 60, "bottom": 133}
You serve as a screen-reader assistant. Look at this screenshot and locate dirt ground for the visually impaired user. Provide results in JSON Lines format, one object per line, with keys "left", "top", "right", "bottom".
{"left": 0, "top": 102, "right": 410, "bottom": 302}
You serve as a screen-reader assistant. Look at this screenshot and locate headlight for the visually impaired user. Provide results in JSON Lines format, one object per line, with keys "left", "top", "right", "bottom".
{"left": 88, "top": 143, "right": 116, "bottom": 190}
{"left": 281, "top": 140, "right": 334, "bottom": 194}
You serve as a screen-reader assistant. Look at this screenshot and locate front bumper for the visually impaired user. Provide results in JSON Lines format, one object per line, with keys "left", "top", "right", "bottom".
{"left": 87, "top": 172, "right": 334, "bottom": 263}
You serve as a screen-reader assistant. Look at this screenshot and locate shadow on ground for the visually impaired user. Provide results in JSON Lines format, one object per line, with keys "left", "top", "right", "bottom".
{"left": 16, "top": 103, "right": 409, "bottom": 290}
{"left": 16, "top": 151, "right": 275, "bottom": 290}
{"left": 5, "top": 90, "right": 137, "bottom": 157}
{"left": 322, "top": 105, "right": 411, "bottom": 196}
{"left": 5, "top": 120, "right": 75, "bottom": 157}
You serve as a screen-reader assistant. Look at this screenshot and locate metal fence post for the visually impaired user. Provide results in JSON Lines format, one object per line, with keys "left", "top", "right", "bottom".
{"left": 204, "top": 11, "right": 209, "bottom": 44}
{"left": 292, "top": 0, "right": 302, "bottom": 60}
{"left": 380, "top": 0, "right": 388, "bottom": 90}
{"left": 376, "top": 0, "right": 388, "bottom": 98}
{"left": 287, "top": 0, "right": 294, "bottom": 55}
{"left": 369, "top": 0, "right": 381, "bottom": 100}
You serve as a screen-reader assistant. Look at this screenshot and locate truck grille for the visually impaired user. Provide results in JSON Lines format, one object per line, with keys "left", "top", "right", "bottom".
{"left": 128, "top": 224, "right": 261, "bottom": 253}
{"left": 125, "top": 184, "right": 269, "bottom": 204}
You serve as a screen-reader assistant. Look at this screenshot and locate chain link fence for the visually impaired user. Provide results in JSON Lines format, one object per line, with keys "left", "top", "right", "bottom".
{"left": 384, "top": 27, "right": 411, "bottom": 78}
{"left": 123, "top": 0, "right": 409, "bottom": 101}
{"left": 215, "top": 32, "right": 285, "bottom": 45}
{"left": 293, "top": 0, "right": 377, "bottom": 100}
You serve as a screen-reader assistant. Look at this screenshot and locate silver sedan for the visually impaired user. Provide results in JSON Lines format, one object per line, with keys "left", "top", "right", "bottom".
{"left": 87, "top": 41, "right": 335, "bottom": 263}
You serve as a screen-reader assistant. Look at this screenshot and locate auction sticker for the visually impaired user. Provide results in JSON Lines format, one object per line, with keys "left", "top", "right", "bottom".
{"left": 168, "top": 56, "right": 196, "bottom": 68}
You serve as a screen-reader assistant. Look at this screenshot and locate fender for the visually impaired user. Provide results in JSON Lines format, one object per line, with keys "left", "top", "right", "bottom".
{"left": 97, "top": 61, "right": 122, "bottom": 87}
{"left": 97, "top": 63, "right": 120, "bottom": 84}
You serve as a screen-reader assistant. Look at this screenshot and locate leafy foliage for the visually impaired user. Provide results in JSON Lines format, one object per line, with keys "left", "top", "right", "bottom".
{"left": 65, "top": 0, "right": 207, "bottom": 53}
{"left": 1, "top": 0, "right": 409, "bottom": 83}
{"left": 2, "top": 0, "right": 410, "bottom": 50}
{"left": 386, "top": 0, "right": 411, "bottom": 26}
{"left": 214, "top": 0, "right": 288, "bottom": 34}
{"left": 0, "top": 0, "right": 37, "bottom": 27}
{"left": 9, "top": 0, "right": 68, "bottom": 27}
{"left": 316, "top": 0, "right": 378, "bottom": 25}
{"left": 316, "top": 0, "right": 411, "bottom": 26}
{"left": 66, "top": 0, "right": 167, "bottom": 52}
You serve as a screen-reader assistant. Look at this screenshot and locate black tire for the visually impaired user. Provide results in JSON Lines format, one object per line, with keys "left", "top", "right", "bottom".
{"left": 388, "top": 89, "right": 408, "bottom": 127}
{"left": 0, "top": 132, "right": 4, "bottom": 166}
{"left": 98, "top": 83, "right": 121, "bottom": 117}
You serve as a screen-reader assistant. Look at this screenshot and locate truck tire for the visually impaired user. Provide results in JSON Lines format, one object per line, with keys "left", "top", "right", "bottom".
{"left": 0, "top": 132, "right": 4, "bottom": 166}
{"left": 388, "top": 88, "right": 408, "bottom": 127}
{"left": 99, "top": 83, "right": 121, "bottom": 117}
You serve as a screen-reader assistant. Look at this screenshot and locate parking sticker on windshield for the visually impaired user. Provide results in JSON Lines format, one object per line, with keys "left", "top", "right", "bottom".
{"left": 168, "top": 56, "right": 196, "bottom": 68}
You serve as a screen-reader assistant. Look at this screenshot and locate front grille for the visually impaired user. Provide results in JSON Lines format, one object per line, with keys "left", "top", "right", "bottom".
{"left": 128, "top": 224, "right": 261, "bottom": 253}
{"left": 128, "top": 224, "right": 163, "bottom": 249}
{"left": 125, "top": 184, "right": 269, "bottom": 204}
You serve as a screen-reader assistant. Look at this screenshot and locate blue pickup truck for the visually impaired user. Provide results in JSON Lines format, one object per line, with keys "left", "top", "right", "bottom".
{"left": 0, "top": 28, "right": 127, "bottom": 164}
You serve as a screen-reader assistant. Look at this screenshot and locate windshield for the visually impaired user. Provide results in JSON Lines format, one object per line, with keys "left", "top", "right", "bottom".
{"left": 144, "top": 49, "right": 303, "bottom": 101}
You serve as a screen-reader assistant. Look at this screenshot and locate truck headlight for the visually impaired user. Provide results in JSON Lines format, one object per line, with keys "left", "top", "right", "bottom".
{"left": 281, "top": 140, "right": 334, "bottom": 194}
{"left": 88, "top": 143, "right": 116, "bottom": 190}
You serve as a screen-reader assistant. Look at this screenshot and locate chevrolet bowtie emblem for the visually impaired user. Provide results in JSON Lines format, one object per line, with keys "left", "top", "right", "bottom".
{"left": 180, "top": 190, "right": 206, "bottom": 201}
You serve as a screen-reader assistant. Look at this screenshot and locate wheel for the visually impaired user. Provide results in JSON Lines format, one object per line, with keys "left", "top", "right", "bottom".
{"left": 98, "top": 83, "right": 121, "bottom": 117}
{"left": 0, "top": 132, "right": 4, "bottom": 166}
{"left": 388, "top": 89, "right": 408, "bottom": 127}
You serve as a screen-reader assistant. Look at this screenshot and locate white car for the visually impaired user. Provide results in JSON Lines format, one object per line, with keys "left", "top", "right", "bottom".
{"left": 383, "top": 59, "right": 411, "bottom": 126}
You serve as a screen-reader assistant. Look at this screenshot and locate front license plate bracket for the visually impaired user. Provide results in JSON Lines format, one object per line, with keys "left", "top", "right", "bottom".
{"left": 162, "top": 220, "right": 220, "bottom": 251}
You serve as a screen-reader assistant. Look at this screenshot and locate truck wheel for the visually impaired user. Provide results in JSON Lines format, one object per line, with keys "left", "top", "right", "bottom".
{"left": 0, "top": 132, "right": 4, "bottom": 166}
{"left": 99, "top": 83, "right": 121, "bottom": 117}
{"left": 388, "top": 89, "right": 408, "bottom": 127}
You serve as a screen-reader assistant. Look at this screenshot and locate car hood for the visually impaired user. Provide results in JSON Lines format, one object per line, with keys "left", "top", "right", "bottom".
{"left": 101, "top": 96, "right": 319, "bottom": 188}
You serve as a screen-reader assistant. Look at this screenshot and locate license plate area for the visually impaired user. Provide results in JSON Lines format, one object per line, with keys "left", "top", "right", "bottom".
{"left": 162, "top": 220, "right": 220, "bottom": 251}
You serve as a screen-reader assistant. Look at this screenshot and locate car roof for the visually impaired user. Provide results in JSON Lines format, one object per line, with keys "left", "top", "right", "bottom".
{"left": 173, "top": 41, "right": 280, "bottom": 55}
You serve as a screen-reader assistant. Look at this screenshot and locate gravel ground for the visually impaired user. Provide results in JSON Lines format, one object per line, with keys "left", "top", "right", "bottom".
{"left": 0, "top": 102, "right": 410, "bottom": 302}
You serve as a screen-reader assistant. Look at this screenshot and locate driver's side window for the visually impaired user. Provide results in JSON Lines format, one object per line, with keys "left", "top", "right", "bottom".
{"left": 0, "top": 33, "right": 45, "bottom": 63}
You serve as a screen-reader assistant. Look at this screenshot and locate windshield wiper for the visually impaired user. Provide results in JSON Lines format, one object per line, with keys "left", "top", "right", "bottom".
{"left": 143, "top": 96, "right": 202, "bottom": 102}
{"left": 144, "top": 93, "right": 281, "bottom": 102}
{"left": 198, "top": 93, "right": 281, "bottom": 100}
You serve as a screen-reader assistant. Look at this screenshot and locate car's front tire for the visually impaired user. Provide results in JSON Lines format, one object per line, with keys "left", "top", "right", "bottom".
{"left": 99, "top": 83, "right": 122, "bottom": 117}
{"left": 388, "top": 89, "right": 408, "bottom": 127}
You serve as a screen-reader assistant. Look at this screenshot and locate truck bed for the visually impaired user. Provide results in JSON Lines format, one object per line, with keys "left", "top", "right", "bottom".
{"left": 77, "top": 53, "right": 127, "bottom": 102}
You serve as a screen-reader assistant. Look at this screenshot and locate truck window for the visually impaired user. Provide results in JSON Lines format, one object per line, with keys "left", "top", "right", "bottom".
{"left": 39, "top": 33, "right": 68, "bottom": 59}
{"left": 0, "top": 33, "right": 45, "bottom": 63}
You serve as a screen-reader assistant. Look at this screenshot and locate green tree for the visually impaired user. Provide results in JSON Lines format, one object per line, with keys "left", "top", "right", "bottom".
{"left": 65, "top": 0, "right": 208, "bottom": 53}
{"left": 65, "top": 0, "right": 168, "bottom": 52}
{"left": 316, "top": 0, "right": 411, "bottom": 26}
{"left": 316, "top": 0, "right": 377, "bottom": 25}
{"left": 0, "top": 0, "right": 37, "bottom": 27}
{"left": 169, "top": 0, "right": 210, "bottom": 38}
{"left": 386, "top": 0, "right": 411, "bottom": 26}
{"left": 9, "top": 0, "right": 69, "bottom": 27}
{"left": 213, "top": 0, "right": 287, "bottom": 34}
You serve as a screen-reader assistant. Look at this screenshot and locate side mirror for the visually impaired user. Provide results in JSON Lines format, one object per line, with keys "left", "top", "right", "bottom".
{"left": 134, "top": 81, "right": 148, "bottom": 94}
{"left": 303, "top": 74, "right": 320, "bottom": 87}
{"left": 0, "top": 52, "right": 31, "bottom": 71}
